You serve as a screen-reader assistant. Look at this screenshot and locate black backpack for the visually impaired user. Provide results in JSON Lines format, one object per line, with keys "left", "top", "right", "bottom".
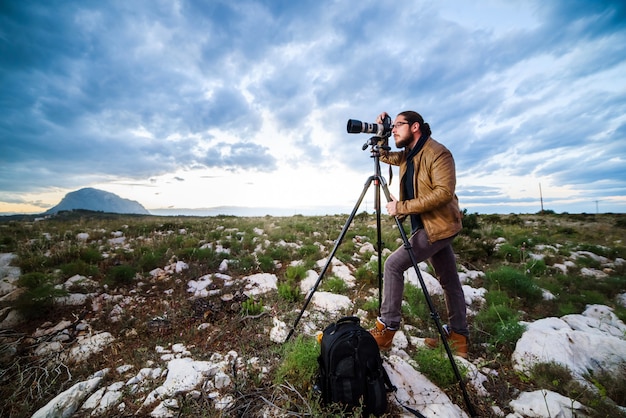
{"left": 317, "top": 316, "right": 394, "bottom": 416}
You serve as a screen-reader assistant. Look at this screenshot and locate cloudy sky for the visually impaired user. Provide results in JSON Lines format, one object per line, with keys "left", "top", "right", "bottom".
{"left": 1, "top": 0, "right": 625, "bottom": 216}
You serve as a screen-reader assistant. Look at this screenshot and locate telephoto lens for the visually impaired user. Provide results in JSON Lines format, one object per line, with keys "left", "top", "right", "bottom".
{"left": 346, "top": 119, "right": 391, "bottom": 137}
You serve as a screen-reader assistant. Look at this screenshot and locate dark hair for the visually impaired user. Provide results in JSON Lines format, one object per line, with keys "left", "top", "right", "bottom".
{"left": 398, "top": 111, "right": 431, "bottom": 137}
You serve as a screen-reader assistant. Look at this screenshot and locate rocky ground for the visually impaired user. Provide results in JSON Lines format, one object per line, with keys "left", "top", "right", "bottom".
{"left": 1, "top": 214, "right": 626, "bottom": 417}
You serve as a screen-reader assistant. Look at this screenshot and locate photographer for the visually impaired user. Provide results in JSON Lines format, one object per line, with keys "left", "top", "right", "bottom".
{"left": 369, "top": 111, "right": 469, "bottom": 358}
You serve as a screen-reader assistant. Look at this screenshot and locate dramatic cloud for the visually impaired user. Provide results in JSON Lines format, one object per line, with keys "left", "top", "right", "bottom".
{"left": 1, "top": 0, "right": 625, "bottom": 215}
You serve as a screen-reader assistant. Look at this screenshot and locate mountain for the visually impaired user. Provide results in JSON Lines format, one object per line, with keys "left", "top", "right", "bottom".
{"left": 44, "top": 187, "right": 150, "bottom": 215}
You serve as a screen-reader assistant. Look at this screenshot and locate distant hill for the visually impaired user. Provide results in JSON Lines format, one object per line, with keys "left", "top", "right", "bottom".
{"left": 44, "top": 188, "right": 150, "bottom": 215}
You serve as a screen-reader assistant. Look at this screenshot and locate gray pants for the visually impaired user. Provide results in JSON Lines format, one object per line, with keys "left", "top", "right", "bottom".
{"left": 380, "top": 229, "right": 468, "bottom": 337}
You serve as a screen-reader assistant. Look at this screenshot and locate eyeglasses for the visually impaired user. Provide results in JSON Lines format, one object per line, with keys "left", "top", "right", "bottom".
{"left": 392, "top": 121, "right": 410, "bottom": 129}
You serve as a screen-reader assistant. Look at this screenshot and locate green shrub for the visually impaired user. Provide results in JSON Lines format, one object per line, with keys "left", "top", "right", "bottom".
{"left": 530, "top": 363, "right": 626, "bottom": 414}
{"left": 257, "top": 254, "right": 276, "bottom": 272}
{"left": 278, "top": 282, "right": 301, "bottom": 302}
{"left": 354, "top": 258, "right": 381, "bottom": 283}
{"left": 15, "top": 272, "right": 67, "bottom": 319}
{"left": 485, "top": 266, "right": 543, "bottom": 305}
{"left": 241, "top": 298, "right": 264, "bottom": 316}
{"left": 460, "top": 210, "right": 480, "bottom": 235}
{"left": 274, "top": 336, "right": 319, "bottom": 389}
{"left": 285, "top": 265, "right": 308, "bottom": 281}
{"left": 297, "top": 243, "right": 322, "bottom": 261}
{"left": 228, "top": 254, "right": 257, "bottom": 274}
{"left": 265, "top": 245, "right": 291, "bottom": 262}
{"left": 574, "top": 253, "right": 601, "bottom": 269}
{"left": 413, "top": 347, "right": 467, "bottom": 388}
{"left": 137, "top": 250, "right": 165, "bottom": 272}
{"left": 106, "top": 265, "right": 137, "bottom": 286}
{"left": 0, "top": 234, "right": 16, "bottom": 252}
{"left": 484, "top": 289, "right": 510, "bottom": 307}
{"left": 525, "top": 258, "right": 547, "bottom": 276}
{"left": 79, "top": 247, "right": 103, "bottom": 264}
{"left": 277, "top": 265, "right": 306, "bottom": 303}
{"left": 473, "top": 303, "right": 525, "bottom": 351}
{"left": 60, "top": 260, "right": 99, "bottom": 278}
{"left": 587, "top": 366, "right": 626, "bottom": 407}
{"left": 496, "top": 243, "right": 522, "bottom": 263}
{"left": 402, "top": 283, "right": 429, "bottom": 320}
{"left": 321, "top": 276, "right": 348, "bottom": 294}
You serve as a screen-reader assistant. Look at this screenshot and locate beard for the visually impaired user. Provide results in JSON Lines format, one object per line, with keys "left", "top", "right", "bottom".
{"left": 394, "top": 133, "right": 412, "bottom": 148}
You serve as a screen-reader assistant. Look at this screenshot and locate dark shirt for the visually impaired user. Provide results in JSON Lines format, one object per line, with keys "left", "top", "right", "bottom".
{"left": 403, "top": 135, "right": 429, "bottom": 233}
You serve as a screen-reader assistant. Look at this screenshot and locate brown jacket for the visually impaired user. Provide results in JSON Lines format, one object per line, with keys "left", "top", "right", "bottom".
{"left": 380, "top": 137, "right": 462, "bottom": 243}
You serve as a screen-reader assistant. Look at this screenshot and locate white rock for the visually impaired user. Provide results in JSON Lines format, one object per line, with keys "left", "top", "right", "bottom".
{"left": 80, "top": 387, "right": 105, "bottom": 410}
{"left": 331, "top": 261, "right": 356, "bottom": 288}
{"left": 150, "top": 398, "right": 179, "bottom": 417}
{"left": 270, "top": 317, "right": 289, "bottom": 343}
{"left": 214, "top": 371, "right": 231, "bottom": 389}
{"left": 214, "top": 394, "right": 234, "bottom": 410}
{"left": 580, "top": 267, "right": 608, "bottom": 278}
{"left": 31, "top": 369, "right": 108, "bottom": 418}
{"left": 311, "top": 291, "right": 352, "bottom": 313}
{"left": 462, "top": 285, "right": 486, "bottom": 306}
{"left": 91, "top": 386, "right": 123, "bottom": 415}
{"left": 0, "top": 308, "right": 24, "bottom": 329}
{"left": 243, "top": 273, "right": 278, "bottom": 296}
{"left": 174, "top": 261, "right": 188, "bottom": 273}
{"left": 404, "top": 267, "right": 443, "bottom": 296}
{"left": 142, "top": 357, "right": 219, "bottom": 407}
{"left": 34, "top": 341, "right": 64, "bottom": 356}
{"left": 512, "top": 305, "right": 626, "bottom": 378}
{"left": 299, "top": 269, "right": 320, "bottom": 294}
{"left": 509, "top": 389, "right": 586, "bottom": 418}
{"left": 384, "top": 354, "right": 468, "bottom": 417}
{"left": 63, "top": 332, "right": 115, "bottom": 363}
{"left": 55, "top": 293, "right": 94, "bottom": 306}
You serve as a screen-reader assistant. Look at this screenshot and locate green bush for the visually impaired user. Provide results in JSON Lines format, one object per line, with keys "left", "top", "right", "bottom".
{"left": 106, "top": 265, "right": 137, "bottom": 286}
{"left": 15, "top": 272, "right": 67, "bottom": 320}
{"left": 525, "top": 258, "right": 547, "bottom": 276}
{"left": 297, "top": 243, "right": 322, "bottom": 261}
{"left": 228, "top": 254, "right": 257, "bottom": 274}
{"left": 460, "top": 210, "right": 480, "bottom": 235}
{"left": 354, "top": 263, "right": 378, "bottom": 286}
{"left": 402, "top": 283, "right": 429, "bottom": 320}
{"left": 496, "top": 243, "right": 522, "bottom": 263}
{"left": 473, "top": 303, "right": 525, "bottom": 351}
{"left": 241, "top": 298, "right": 264, "bottom": 316}
{"left": 274, "top": 336, "right": 319, "bottom": 389}
{"left": 60, "top": 260, "right": 99, "bottom": 278}
{"left": 79, "top": 247, "right": 103, "bottom": 264}
{"left": 486, "top": 266, "right": 543, "bottom": 305}
{"left": 321, "top": 276, "right": 348, "bottom": 294}
{"left": 257, "top": 254, "right": 276, "bottom": 272}
{"left": 413, "top": 347, "right": 467, "bottom": 388}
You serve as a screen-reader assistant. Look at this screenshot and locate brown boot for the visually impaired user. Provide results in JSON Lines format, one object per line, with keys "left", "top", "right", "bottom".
{"left": 424, "top": 328, "right": 469, "bottom": 359}
{"left": 369, "top": 318, "right": 397, "bottom": 350}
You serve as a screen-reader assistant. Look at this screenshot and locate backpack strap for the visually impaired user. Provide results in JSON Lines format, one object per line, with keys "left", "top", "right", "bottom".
{"left": 395, "top": 397, "right": 428, "bottom": 418}
{"left": 382, "top": 365, "right": 396, "bottom": 393}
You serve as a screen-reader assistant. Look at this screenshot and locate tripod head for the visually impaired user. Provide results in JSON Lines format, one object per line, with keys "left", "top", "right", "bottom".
{"left": 362, "top": 136, "right": 391, "bottom": 152}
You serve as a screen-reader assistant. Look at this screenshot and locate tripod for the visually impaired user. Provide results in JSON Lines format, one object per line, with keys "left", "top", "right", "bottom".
{"left": 285, "top": 136, "right": 476, "bottom": 417}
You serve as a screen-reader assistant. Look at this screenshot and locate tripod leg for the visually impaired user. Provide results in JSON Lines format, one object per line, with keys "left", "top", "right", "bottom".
{"left": 377, "top": 177, "right": 477, "bottom": 417}
{"left": 374, "top": 177, "right": 384, "bottom": 315}
{"left": 285, "top": 175, "right": 377, "bottom": 342}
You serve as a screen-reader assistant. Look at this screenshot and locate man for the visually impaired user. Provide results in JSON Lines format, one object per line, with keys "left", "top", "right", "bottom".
{"left": 369, "top": 110, "right": 469, "bottom": 358}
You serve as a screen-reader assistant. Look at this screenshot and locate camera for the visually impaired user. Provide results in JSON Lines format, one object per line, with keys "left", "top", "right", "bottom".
{"left": 346, "top": 115, "right": 392, "bottom": 138}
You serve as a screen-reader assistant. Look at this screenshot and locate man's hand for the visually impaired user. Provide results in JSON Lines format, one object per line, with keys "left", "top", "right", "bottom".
{"left": 386, "top": 194, "right": 398, "bottom": 216}
{"left": 376, "top": 112, "right": 390, "bottom": 124}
